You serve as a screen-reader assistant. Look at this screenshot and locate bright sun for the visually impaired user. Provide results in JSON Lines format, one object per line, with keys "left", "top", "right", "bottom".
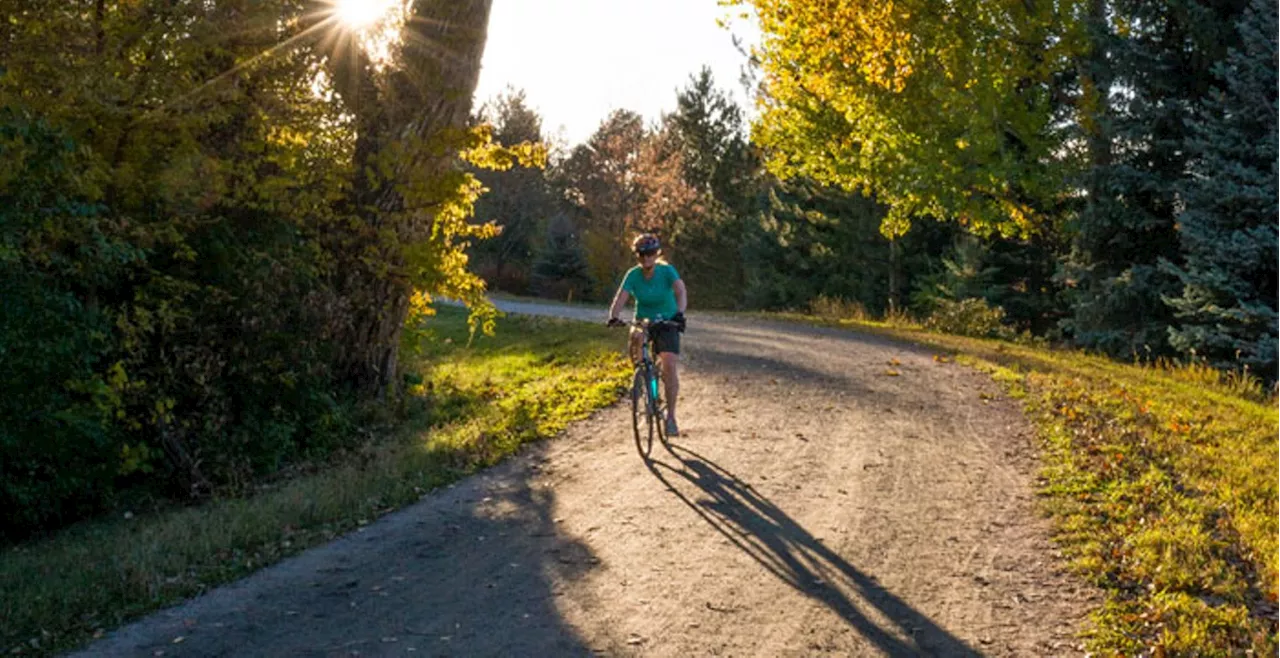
{"left": 333, "top": 0, "right": 397, "bottom": 30}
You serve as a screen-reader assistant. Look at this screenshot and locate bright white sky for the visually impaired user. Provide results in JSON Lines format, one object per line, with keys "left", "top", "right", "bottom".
{"left": 474, "top": 0, "right": 761, "bottom": 147}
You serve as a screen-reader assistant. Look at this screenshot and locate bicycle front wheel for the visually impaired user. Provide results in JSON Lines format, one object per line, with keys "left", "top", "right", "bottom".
{"left": 631, "top": 368, "right": 653, "bottom": 458}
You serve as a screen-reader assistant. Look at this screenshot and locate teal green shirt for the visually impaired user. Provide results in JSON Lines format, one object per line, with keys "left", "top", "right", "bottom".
{"left": 621, "top": 263, "right": 680, "bottom": 320}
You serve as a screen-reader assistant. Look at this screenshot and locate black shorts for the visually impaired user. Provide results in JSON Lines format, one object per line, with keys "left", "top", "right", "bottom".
{"left": 648, "top": 323, "right": 681, "bottom": 355}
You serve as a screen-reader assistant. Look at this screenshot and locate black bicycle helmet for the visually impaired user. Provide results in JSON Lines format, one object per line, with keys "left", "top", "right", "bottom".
{"left": 632, "top": 233, "right": 660, "bottom": 255}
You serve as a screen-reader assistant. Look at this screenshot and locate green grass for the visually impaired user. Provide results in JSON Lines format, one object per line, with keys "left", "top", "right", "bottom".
{"left": 1, "top": 306, "right": 630, "bottom": 656}
{"left": 759, "top": 309, "right": 1278, "bottom": 656}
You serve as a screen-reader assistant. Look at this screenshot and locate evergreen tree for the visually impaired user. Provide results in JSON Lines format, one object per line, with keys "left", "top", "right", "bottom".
{"left": 911, "top": 230, "right": 1068, "bottom": 336}
{"left": 471, "top": 88, "right": 556, "bottom": 294}
{"left": 1164, "top": 0, "right": 1278, "bottom": 378}
{"left": 531, "top": 214, "right": 593, "bottom": 303}
{"left": 743, "top": 179, "right": 875, "bottom": 311}
{"left": 742, "top": 178, "right": 956, "bottom": 315}
{"left": 666, "top": 67, "right": 760, "bottom": 308}
{"left": 910, "top": 235, "right": 1001, "bottom": 312}
{"left": 985, "top": 230, "right": 1071, "bottom": 336}
{"left": 670, "top": 67, "right": 751, "bottom": 200}
{"left": 1063, "top": 0, "right": 1250, "bottom": 359}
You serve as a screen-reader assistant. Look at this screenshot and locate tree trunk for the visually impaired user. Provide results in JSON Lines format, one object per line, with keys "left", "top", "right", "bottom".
{"left": 887, "top": 237, "right": 900, "bottom": 314}
{"left": 94, "top": 0, "right": 107, "bottom": 55}
{"left": 1079, "top": 0, "right": 1113, "bottom": 172}
{"left": 331, "top": 0, "right": 494, "bottom": 398}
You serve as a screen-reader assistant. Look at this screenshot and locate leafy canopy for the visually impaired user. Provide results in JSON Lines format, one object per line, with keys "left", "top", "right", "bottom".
{"left": 736, "top": 0, "right": 1086, "bottom": 237}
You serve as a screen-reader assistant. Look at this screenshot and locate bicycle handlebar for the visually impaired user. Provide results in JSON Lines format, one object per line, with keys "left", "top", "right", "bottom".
{"left": 607, "top": 318, "right": 680, "bottom": 330}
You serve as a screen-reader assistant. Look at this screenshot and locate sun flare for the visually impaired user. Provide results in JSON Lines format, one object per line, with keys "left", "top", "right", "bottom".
{"left": 333, "top": 0, "right": 398, "bottom": 30}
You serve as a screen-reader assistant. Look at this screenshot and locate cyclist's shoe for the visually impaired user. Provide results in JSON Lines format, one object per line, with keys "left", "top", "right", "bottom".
{"left": 665, "top": 417, "right": 680, "bottom": 437}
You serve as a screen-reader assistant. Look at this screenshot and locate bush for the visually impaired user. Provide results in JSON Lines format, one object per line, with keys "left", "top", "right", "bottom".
{"left": 0, "top": 111, "right": 363, "bottom": 540}
{"left": 808, "top": 295, "right": 870, "bottom": 322}
{"left": 0, "top": 113, "right": 138, "bottom": 539}
{"left": 924, "top": 297, "right": 1016, "bottom": 340}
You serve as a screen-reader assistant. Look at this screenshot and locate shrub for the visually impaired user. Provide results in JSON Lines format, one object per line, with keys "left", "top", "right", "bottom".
{"left": 924, "top": 297, "right": 1016, "bottom": 340}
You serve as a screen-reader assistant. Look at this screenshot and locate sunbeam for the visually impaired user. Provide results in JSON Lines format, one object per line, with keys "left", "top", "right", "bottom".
{"left": 332, "top": 0, "right": 400, "bottom": 31}
{"left": 136, "top": 1, "right": 417, "bottom": 121}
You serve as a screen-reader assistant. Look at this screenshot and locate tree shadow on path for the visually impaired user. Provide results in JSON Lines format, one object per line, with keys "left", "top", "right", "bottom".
{"left": 69, "top": 460, "right": 602, "bottom": 658}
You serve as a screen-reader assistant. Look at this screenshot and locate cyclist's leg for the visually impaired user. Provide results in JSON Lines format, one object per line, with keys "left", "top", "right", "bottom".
{"left": 652, "top": 326, "right": 681, "bottom": 429}
{"left": 658, "top": 351, "right": 679, "bottom": 425}
{"left": 627, "top": 327, "right": 643, "bottom": 364}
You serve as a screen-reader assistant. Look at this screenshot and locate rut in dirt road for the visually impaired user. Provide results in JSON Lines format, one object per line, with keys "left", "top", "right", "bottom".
{"left": 74, "top": 303, "right": 1094, "bottom": 657}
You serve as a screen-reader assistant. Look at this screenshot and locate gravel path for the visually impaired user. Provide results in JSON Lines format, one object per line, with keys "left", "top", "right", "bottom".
{"left": 72, "top": 301, "right": 1094, "bottom": 657}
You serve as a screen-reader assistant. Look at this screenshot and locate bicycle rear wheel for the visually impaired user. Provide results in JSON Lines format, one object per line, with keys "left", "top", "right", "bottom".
{"left": 631, "top": 368, "right": 654, "bottom": 458}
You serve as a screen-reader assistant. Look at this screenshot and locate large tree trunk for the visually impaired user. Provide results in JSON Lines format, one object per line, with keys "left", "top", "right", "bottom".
{"left": 1078, "top": 0, "right": 1113, "bottom": 180}
{"left": 887, "top": 237, "right": 900, "bottom": 314}
{"left": 329, "top": 0, "right": 494, "bottom": 398}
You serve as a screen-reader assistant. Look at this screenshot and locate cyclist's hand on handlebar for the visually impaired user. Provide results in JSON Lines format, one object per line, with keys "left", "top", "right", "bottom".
{"left": 606, "top": 316, "right": 626, "bottom": 328}
{"left": 671, "top": 312, "right": 686, "bottom": 332}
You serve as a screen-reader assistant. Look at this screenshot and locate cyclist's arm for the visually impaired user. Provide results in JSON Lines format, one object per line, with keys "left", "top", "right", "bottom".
{"left": 608, "top": 287, "right": 630, "bottom": 321}
{"left": 673, "top": 278, "right": 687, "bottom": 314}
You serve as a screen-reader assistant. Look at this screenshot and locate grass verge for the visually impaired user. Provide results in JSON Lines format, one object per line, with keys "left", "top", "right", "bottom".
{"left": 759, "top": 310, "right": 1278, "bottom": 656}
{"left": 1, "top": 306, "right": 630, "bottom": 656}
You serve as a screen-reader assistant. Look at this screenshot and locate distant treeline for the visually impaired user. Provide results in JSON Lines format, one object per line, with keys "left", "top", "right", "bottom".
{"left": 472, "top": 0, "right": 1277, "bottom": 385}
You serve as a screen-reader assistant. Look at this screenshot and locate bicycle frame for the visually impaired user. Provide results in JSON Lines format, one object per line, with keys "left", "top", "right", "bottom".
{"left": 616, "top": 318, "right": 677, "bottom": 457}
{"left": 635, "top": 324, "right": 660, "bottom": 398}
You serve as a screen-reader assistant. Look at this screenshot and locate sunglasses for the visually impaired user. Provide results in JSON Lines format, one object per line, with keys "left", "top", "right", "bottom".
{"left": 635, "top": 250, "right": 658, "bottom": 258}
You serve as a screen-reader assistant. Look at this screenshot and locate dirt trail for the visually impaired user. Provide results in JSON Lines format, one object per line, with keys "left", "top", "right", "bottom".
{"left": 73, "top": 302, "right": 1094, "bottom": 657}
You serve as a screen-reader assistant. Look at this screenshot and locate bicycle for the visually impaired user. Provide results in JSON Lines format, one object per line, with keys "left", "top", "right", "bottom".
{"left": 608, "top": 318, "right": 679, "bottom": 458}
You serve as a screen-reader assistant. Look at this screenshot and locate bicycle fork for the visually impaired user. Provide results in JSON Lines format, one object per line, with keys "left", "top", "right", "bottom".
{"left": 640, "top": 361, "right": 661, "bottom": 415}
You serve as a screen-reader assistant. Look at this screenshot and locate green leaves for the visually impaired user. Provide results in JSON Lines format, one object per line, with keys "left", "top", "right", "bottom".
{"left": 740, "top": 0, "right": 1083, "bottom": 237}
{"left": 0, "top": 1, "right": 501, "bottom": 538}
{"left": 0, "top": 114, "right": 129, "bottom": 539}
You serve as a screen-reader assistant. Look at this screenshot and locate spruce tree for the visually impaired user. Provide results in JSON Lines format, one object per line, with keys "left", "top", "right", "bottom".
{"left": 1164, "top": 0, "right": 1278, "bottom": 378}
{"left": 742, "top": 178, "right": 955, "bottom": 316}
{"left": 666, "top": 67, "right": 759, "bottom": 308}
{"left": 1063, "top": 0, "right": 1249, "bottom": 359}
{"left": 531, "top": 214, "right": 593, "bottom": 302}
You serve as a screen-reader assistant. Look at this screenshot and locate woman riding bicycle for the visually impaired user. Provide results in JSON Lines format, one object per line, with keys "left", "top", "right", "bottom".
{"left": 607, "top": 233, "right": 687, "bottom": 437}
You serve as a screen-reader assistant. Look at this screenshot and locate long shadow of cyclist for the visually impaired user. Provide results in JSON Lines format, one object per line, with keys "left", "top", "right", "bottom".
{"left": 645, "top": 445, "right": 981, "bottom": 657}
